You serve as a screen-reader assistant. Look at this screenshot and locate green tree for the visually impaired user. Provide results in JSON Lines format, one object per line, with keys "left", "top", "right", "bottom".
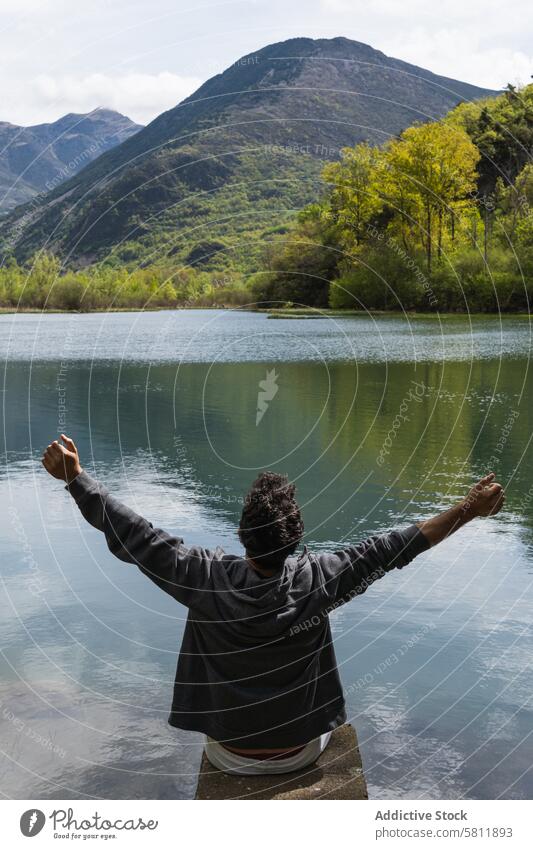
{"left": 322, "top": 143, "right": 383, "bottom": 249}
{"left": 382, "top": 122, "right": 480, "bottom": 273}
{"left": 25, "top": 253, "right": 62, "bottom": 307}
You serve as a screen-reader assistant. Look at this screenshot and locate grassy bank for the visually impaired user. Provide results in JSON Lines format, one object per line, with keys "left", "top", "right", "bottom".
{"left": 1, "top": 304, "right": 530, "bottom": 318}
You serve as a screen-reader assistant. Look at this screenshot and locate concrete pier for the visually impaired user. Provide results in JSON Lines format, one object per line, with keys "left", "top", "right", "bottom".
{"left": 195, "top": 723, "right": 368, "bottom": 800}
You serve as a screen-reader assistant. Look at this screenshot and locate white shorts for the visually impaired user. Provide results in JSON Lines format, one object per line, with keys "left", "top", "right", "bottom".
{"left": 203, "top": 732, "right": 333, "bottom": 775}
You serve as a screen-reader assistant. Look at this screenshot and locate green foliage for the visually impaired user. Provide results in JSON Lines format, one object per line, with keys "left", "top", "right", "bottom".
{"left": 0, "top": 255, "right": 248, "bottom": 311}
{"left": 447, "top": 84, "right": 533, "bottom": 196}
{"left": 322, "top": 143, "right": 383, "bottom": 246}
{"left": 330, "top": 244, "right": 436, "bottom": 311}
{"left": 2, "top": 84, "right": 531, "bottom": 315}
{"left": 261, "top": 85, "right": 533, "bottom": 313}
{"left": 250, "top": 204, "right": 340, "bottom": 307}
{"left": 381, "top": 122, "right": 480, "bottom": 272}
{"left": 186, "top": 240, "right": 228, "bottom": 267}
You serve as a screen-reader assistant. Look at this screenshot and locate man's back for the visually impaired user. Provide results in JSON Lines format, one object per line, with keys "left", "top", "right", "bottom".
{"left": 170, "top": 549, "right": 346, "bottom": 748}
{"left": 60, "top": 466, "right": 429, "bottom": 747}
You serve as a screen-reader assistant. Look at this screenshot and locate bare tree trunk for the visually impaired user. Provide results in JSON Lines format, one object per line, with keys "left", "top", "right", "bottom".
{"left": 483, "top": 204, "right": 488, "bottom": 266}
{"left": 426, "top": 203, "right": 432, "bottom": 274}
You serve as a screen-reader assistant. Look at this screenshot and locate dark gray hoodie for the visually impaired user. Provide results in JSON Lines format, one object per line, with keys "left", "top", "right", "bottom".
{"left": 66, "top": 471, "right": 430, "bottom": 748}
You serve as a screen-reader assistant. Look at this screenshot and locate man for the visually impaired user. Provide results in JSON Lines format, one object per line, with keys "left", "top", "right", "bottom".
{"left": 42, "top": 434, "right": 505, "bottom": 776}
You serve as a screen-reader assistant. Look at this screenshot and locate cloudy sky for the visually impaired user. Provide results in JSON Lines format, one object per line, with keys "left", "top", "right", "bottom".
{"left": 2, "top": 0, "right": 532, "bottom": 126}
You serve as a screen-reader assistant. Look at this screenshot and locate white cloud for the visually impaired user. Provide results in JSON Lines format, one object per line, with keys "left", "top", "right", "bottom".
{"left": 0, "top": 0, "right": 57, "bottom": 10}
{"left": 380, "top": 28, "right": 533, "bottom": 90}
{"left": 318, "top": 0, "right": 533, "bottom": 89}
{"left": 4, "top": 71, "right": 203, "bottom": 126}
{"left": 0, "top": 0, "right": 532, "bottom": 126}
{"left": 320, "top": 0, "right": 528, "bottom": 25}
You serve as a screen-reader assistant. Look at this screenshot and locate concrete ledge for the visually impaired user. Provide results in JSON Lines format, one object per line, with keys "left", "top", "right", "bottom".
{"left": 195, "top": 723, "right": 368, "bottom": 800}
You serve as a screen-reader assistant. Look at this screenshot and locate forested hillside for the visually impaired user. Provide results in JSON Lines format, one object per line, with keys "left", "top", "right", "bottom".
{"left": 0, "top": 37, "right": 494, "bottom": 273}
{"left": 253, "top": 83, "right": 533, "bottom": 312}
{"left": 3, "top": 39, "right": 527, "bottom": 314}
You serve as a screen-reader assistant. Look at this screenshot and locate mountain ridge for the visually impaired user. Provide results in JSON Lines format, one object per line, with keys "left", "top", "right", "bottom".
{"left": 0, "top": 37, "right": 497, "bottom": 268}
{"left": 0, "top": 108, "right": 142, "bottom": 214}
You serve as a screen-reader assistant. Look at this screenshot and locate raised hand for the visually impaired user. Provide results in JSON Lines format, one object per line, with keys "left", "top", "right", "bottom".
{"left": 417, "top": 471, "right": 506, "bottom": 546}
{"left": 42, "top": 434, "right": 83, "bottom": 483}
{"left": 463, "top": 472, "right": 506, "bottom": 518}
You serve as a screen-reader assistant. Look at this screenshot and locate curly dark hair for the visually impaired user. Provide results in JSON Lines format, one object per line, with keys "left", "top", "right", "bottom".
{"left": 238, "top": 472, "right": 304, "bottom": 570}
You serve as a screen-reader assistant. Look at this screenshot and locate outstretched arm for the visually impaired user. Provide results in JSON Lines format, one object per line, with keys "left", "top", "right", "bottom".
{"left": 417, "top": 472, "right": 505, "bottom": 546}
{"left": 319, "top": 472, "right": 505, "bottom": 605}
{"left": 41, "top": 435, "right": 214, "bottom": 608}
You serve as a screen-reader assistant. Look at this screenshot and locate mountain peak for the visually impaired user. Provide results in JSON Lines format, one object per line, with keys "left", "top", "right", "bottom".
{"left": 29, "top": 108, "right": 141, "bottom": 132}
{"left": 1, "top": 36, "right": 497, "bottom": 265}
{"left": 0, "top": 109, "right": 142, "bottom": 213}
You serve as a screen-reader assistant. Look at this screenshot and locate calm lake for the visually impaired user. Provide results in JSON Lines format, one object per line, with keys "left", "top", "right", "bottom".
{"left": 1, "top": 309, "right": 532, "bottom": 799}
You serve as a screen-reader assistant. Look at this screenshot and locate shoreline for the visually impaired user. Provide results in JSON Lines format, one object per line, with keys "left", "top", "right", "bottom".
{"left": 0, "top": 305, "right": 530, "bottom": 318}
{"left": 0, "top": 304, "right": 532, "bottom": 320}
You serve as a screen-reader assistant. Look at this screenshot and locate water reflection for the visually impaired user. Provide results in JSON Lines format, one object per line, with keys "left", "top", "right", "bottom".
{"left": 1, "top": 312, "right": 532, "bottom": 799}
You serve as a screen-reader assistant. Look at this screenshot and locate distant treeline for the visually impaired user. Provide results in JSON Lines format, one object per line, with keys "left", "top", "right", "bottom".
{"left": 251, "top": 83, "right": 533, "bottom": 312}
{"left": 0, "top": 255, "right": 249, "bottom": 310}
{"left": 1, "top": 84, "right": 532, "bottom": 313}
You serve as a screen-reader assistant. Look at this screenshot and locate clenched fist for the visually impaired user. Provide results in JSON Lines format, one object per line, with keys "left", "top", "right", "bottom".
{"left": 42, "top": 434, "right": 83, "bottom": 484}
